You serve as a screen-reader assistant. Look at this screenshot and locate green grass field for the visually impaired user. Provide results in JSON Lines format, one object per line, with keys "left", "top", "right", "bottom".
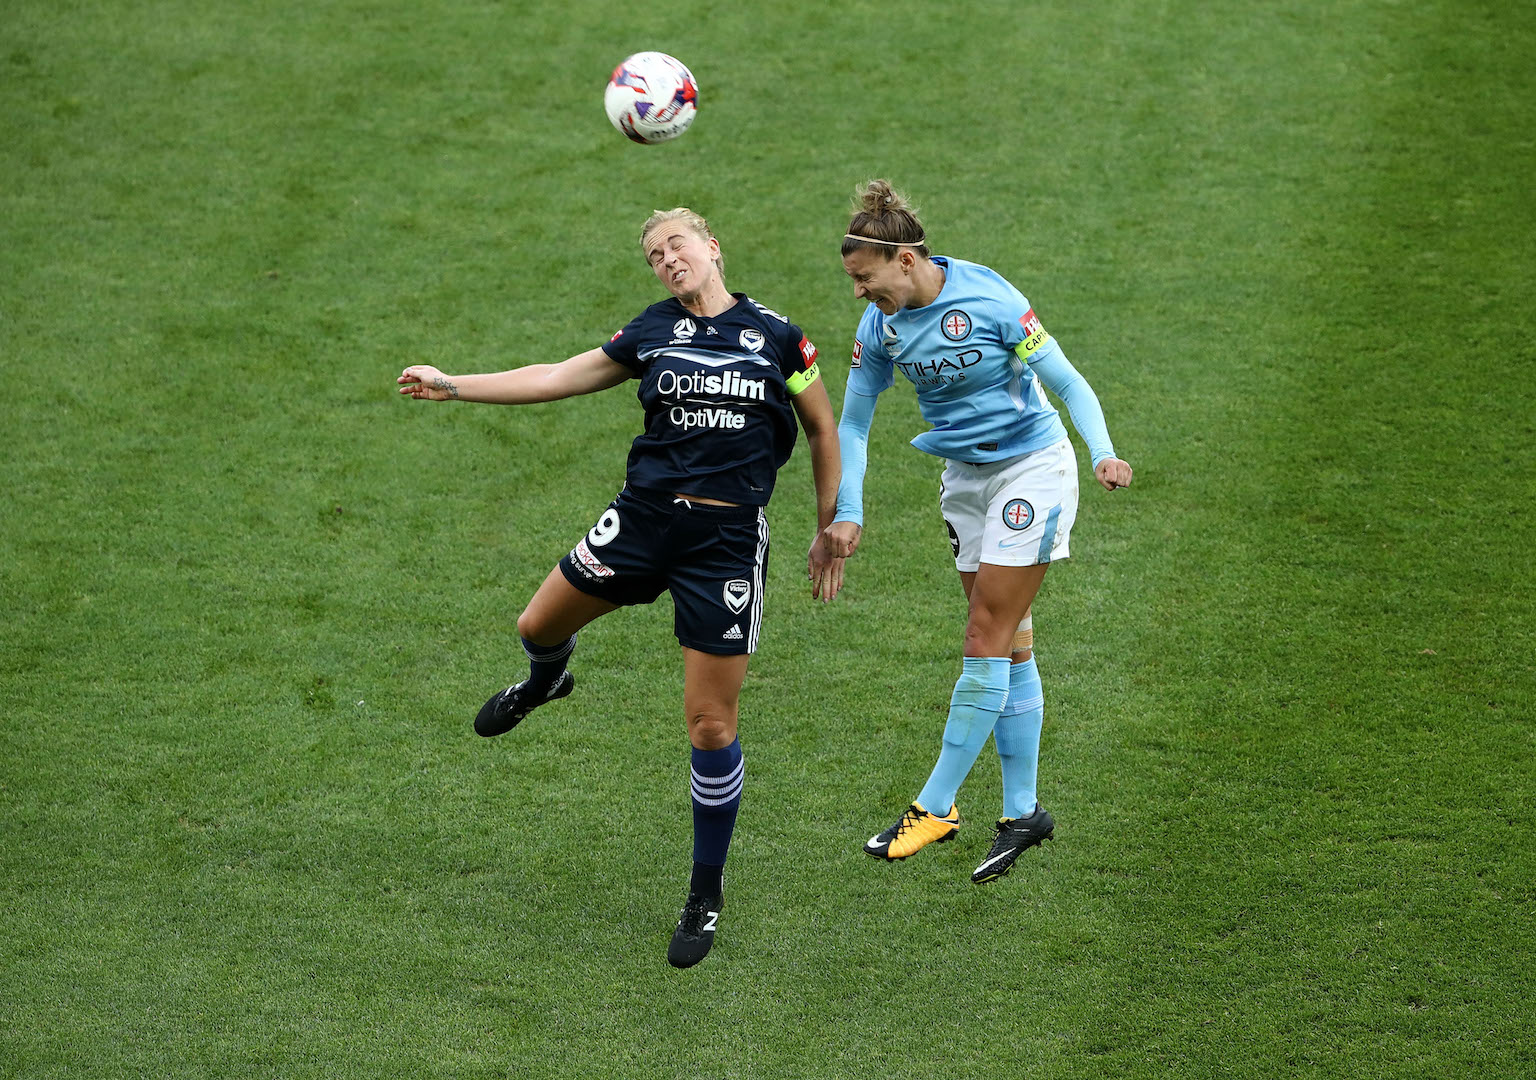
{"left": 4, "top": 1, "right": 1533, "bottom": 1076}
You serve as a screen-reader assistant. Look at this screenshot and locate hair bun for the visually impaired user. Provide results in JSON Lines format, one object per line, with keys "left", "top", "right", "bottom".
{"left": 844, "top": 179, "right": 926, "bottom": 252}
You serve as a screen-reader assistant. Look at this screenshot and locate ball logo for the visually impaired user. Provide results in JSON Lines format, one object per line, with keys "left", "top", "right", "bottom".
{"left": 672, "top": 318, "right": 697, "bottom": 340}
{"left": 723, "top": 579, "right": 751, "bottom": 614}
{"left": 940, "top": 309, "right": 972, "bottom": 341}
{"left": 739, "top": 329, "right": 765, "bottom": 353}
{"left": 882, "top": 323, "right": 901, "bottom": 357}
{"left": 1002, "top": 499, "right": 1035, "bottom": 531}
{"left": 609, "top": 64, "right": 649, "bottom": 95}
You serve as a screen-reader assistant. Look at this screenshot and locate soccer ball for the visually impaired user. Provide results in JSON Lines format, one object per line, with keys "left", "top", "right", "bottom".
{"left": 604, "top": 52, "right": 698, "bottom": 145}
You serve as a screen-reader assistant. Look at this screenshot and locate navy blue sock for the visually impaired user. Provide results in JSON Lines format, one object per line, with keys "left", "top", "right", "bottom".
{"left": 689, "top": 862, "right": 724, "bottom": 899}
{"left": 520, "top": 634, "right": 575, "bottom": 697}
{"left": 689, "top": 738, "right": 743, "bottom": 897}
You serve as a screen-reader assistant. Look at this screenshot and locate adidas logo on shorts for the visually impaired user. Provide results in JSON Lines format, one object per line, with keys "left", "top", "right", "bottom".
{"left": 722, "top": 624, "right": 743, "bottom": 641}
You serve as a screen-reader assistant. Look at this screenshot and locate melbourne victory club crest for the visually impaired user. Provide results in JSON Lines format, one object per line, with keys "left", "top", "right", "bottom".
{"left": 1002, "top": 499, "right": 1035, "bottom": 531}
{"left": 722, "top": 579, "right": 751, "bottom": 614}
{"left": 739, "top": 328, "right": 765, "bottom": 353}
{"left": 941, "top": 309, "right": 972, "bottom": 341}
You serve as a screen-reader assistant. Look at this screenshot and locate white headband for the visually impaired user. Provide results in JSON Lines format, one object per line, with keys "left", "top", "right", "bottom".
{"left": 843, "top": 233, "right": 925, "bottom": 247}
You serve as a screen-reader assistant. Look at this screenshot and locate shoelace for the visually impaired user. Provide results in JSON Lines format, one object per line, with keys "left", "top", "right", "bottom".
{"left": 499, "top": 673, "right": 567, "bottom": 720}
{"left": 890, "top": 805, "right": 940, "bottom": 837}
{"left": 887, "top": 806, "right": 922, "bottom": 837}
{"left": 676, "top": 896, "right": 717, "bottom": 935}
{"left": 497, "top": 684, "right": 531, "bottom": 720}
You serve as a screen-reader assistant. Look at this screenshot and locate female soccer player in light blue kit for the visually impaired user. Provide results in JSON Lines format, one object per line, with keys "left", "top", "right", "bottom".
{"left": 826, "top": 180, "right": 1133, "bottom": 883}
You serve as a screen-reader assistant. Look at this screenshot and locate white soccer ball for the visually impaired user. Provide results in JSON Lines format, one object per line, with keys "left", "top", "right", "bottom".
{"left": 604, "top": 52, "right": 698, "bottom": 145}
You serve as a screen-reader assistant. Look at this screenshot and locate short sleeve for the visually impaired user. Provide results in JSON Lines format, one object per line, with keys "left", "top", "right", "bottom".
{"left": 985, "top": 275, "right": 1035, "bottom": 352}
{"left": 987, "top": 289, "right": 1055, "bottom": 366}
{"left": 600, "top": 311, "right": 648, "bottom": 373}
{"left": 780, "top": 322, "right": 821, "bottom": 397}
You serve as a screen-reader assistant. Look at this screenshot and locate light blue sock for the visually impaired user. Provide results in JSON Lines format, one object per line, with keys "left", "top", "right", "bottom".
{"left": 994, "top": 656, "right": 1044, "bottom": 819}
{"left": 916, "top": 657, "right": 1011, "bottom": 814}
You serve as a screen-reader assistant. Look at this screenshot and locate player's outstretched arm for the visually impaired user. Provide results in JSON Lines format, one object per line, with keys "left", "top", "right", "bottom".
{"left": 398, "top": 348, "right": 631, "bottom": 404}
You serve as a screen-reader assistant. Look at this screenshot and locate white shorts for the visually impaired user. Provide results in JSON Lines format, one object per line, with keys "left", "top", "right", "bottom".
{"left": 940, "top": 439, "right": 1079, "bottom": 572}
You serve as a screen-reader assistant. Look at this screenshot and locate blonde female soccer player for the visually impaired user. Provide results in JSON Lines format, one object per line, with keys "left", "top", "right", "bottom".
{"left": 400, "top": 208, "right": 843, "bottom": 964}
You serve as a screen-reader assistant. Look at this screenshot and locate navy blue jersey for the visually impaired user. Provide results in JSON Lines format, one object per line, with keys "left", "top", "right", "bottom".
{"left": 602, "top": 293, "right": 821, "bottom": 506}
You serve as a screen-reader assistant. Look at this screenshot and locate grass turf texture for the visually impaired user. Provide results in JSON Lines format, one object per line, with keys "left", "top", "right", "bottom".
{"left": 3, "top": 0, "right": 1533, "bottom": 1076}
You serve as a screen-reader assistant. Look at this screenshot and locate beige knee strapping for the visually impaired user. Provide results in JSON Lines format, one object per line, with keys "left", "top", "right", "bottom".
{"left": 1012, "top": 613, "right": 1034, "bottom": 654}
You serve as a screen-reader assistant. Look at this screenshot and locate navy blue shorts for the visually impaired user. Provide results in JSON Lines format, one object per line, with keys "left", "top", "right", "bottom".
{"left": 559, "top": 487, "right": 770, "bottom": 655}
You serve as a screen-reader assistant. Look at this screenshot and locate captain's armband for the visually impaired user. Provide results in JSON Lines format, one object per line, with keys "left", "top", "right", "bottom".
{"left": 1014, "top": 307, "right": 1053, "bottom": 361}
{"left": 787, "top": 361, "right": 821, "bottom": 396}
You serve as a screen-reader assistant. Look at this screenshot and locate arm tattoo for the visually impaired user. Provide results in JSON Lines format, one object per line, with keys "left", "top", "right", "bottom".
{"left": 431, "top": 375, "right": 460, "bottom": 399}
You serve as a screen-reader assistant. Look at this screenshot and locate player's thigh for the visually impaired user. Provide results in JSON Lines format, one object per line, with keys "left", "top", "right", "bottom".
{"left": 682, "top": 647, "right": 751, "bottom": 749}
{"left": 964, "top": 562, "right": 1049, "bottom": 656}
{"left": 958, "top": 569, "right": 1036, "bottom": 659}
{"left": 542, "top": 489, "right": 669, "bottom": 635}
{"left": 959, "top": 569, "right": 976, "bottom": 601}
{"left": 518, "top": 565, "right": 621, "bottom": 643}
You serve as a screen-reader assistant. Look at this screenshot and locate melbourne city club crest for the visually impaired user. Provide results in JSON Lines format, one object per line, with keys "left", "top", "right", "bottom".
{"left": 941, "top": 309, "right": 972, "bottom": 341}
{"left": 1002, "top": 499, "right": 1034, "bottom": 530}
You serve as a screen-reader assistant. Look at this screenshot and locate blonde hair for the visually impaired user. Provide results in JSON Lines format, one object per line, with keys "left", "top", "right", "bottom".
{"left": 841, "top": 179, "right": 930, "bottom": 260}
{"left": 641, "top": 207, "right": 723, "bottom": 272}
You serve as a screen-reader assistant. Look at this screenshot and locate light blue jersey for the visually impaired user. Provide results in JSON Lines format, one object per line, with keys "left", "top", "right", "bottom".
{"left": 836, "top": 256, "right": 1116, "bottom": 526}
{"left": 847, "top": 257, "right": 1068, "bottom": 462}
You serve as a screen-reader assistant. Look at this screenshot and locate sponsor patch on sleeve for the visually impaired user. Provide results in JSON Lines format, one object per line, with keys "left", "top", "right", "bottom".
{"left": 787, "top": 335, "right": 821, "bottom": 395}
{"left": 609, "top": 328, "right": 623, "bottom": 342}
{"left": 1016, "top": 308, "right": 1051, "bottom": 358}
{"left": 798, "top": 335, "right": 818, "bottom": 367}
{"left": 851, "top": 339, "right": 863, "bottom": 368}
